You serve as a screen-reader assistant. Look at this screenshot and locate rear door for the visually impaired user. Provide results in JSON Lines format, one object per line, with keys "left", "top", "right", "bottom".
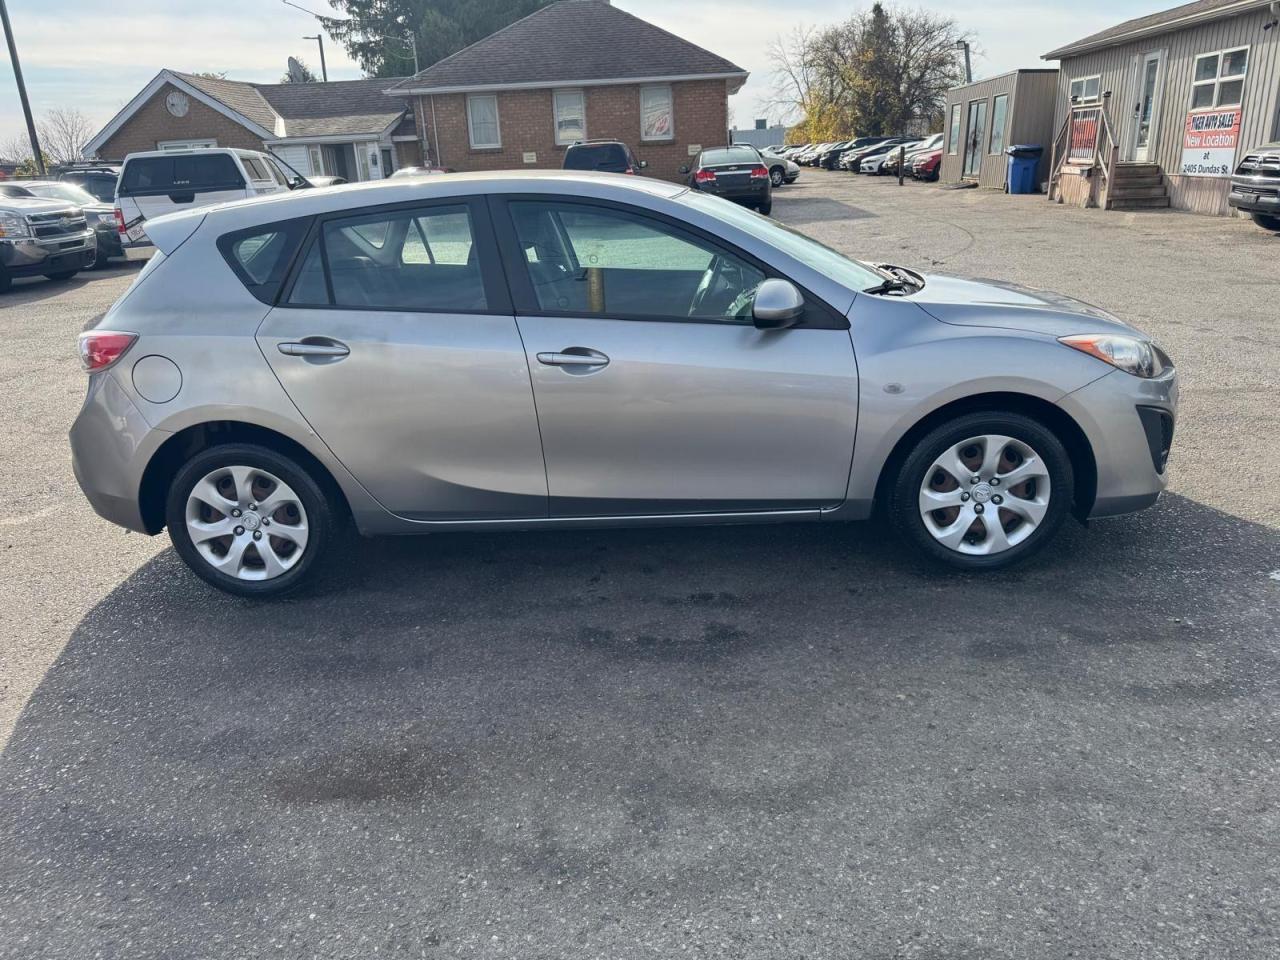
{"left": 493, "top": 196, "right": 857, "bottom": 518}
{"left": 254, "top": 198, "right": 547, "bottom": 520}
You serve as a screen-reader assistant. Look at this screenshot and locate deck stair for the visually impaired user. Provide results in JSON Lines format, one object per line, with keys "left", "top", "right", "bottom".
{"left": 1108, "top": 163, "right": 1170, "bottom": 210}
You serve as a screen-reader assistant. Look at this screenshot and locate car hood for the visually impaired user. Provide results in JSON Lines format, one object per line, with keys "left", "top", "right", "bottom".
{"left": 0, "top": 197, "right": 79, "bottom": 215}
{"left": 909, "top": 273, "right": 1145, "bottom": 338}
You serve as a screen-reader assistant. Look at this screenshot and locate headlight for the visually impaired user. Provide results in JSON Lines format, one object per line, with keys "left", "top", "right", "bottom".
{"left": 0, "top": 212, "right": 31, "bottom": 239}
{"left": 1059, "top": 334, "right": 1169, "bottom": 378}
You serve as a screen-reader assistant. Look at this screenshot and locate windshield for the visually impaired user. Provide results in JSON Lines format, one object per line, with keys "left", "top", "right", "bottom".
{"left": 26, "top": 182, "right": 98, "bottom": 205}
{"left": 564, "top": 144, "right": 629, "bottom": 172}
{"left": 679, "top": 190, "right": 884, "bottom": 291}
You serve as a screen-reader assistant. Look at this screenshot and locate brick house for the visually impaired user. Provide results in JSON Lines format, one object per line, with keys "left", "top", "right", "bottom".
{"left": 385, "top": 0, "right": 748, "bottom": 181}
{"left": 83, "top": 71, "right": 424, "bottom": 181}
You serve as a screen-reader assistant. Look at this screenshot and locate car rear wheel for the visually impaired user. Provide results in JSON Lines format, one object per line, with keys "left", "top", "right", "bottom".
{"left": 1251, "top": 213, "right": 1280, "bottom": 232}
{"left": 769, "top": 166, "right": 784, "bottom": 187}
{"left": 165, "top": 443, "right": 336, "bottom": 598}
{"left": 44, "top": 270, "right": 79, "bottom": 281}
{"left": 890, "top": 412, "right": 1073, "bottom": 570}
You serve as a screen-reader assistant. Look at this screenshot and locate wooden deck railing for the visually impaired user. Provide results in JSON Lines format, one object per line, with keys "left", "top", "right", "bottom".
{"left": 1048, "top": 96, "right": 1121, "bottom": 208}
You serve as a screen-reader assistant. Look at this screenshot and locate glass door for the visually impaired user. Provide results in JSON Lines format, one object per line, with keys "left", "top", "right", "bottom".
{"left": 964, "top": 100, "right": 988, "bottom": 178}
{"left": 1132, "top": 53, "right": 1163, "bottom": 162}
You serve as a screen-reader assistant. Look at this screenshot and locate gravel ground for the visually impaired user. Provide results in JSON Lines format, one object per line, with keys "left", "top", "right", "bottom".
{"left": 0, "top": 173, "right": 1277, "bottom": 959}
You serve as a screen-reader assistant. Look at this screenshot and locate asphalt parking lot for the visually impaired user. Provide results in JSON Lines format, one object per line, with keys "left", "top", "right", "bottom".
{"left": 1, "top": 172, "right": 1277, "bottom": 959}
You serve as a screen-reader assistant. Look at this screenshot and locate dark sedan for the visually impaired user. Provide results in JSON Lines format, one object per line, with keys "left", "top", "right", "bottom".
{"left": 681, "top": 146, "right": 771, "bottom": 214}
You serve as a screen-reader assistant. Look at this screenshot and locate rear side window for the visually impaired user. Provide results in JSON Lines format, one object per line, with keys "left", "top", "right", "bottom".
{"left": 63, "top": 174, "right": 117, "bottom": 202}
{"left": 120, "top": 154, "right": 245, "bottom": 196}
{"left": 286, "top": 203, "right": 487, "bottom": 313}
{"left": 563, "top": 144, "right": 629, "bottom": 172}
{"left": 217, "top": 219, "right": 309, "bottom": 304}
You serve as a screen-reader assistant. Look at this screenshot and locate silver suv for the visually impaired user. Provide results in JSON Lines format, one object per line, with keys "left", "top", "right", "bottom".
{"left": 70, "top": 172, "right": 1177, "bottom": 596}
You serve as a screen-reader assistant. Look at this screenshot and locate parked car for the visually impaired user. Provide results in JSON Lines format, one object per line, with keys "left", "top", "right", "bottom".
{"left": 847, "top": 138, "right": 914, "bottom": 173}
{"left": 1228, "top": 142, "right": 1279, "bottom": 231}
{"left": 0, "top": 192, "right": 95, "bottom": 292}
{"left": 299, "top": 175, "right": 349, "bottom": 187}
{"left": 115, "top": 148, "right": 292, "bottom": 260}
{"left": 681, "top": 145, "right": 771, "bottom": 213}
{"left": 58, "top": 163, "right": 120, "bottom": 204}
{"left": 836, "top": 137, "right": 892, "bottom": 171}
{"left": 563, "top": 140, "right": 646, "bottom": 175}
{"left": 388, "top": 167, "right": 448, "bottom": 179}
{"left": 912, "top": 148, "right": 943, "bottom": 181}
{"left": 881, "top": 134, "right": 944, "bottom": 176}
{"left": 20, "top": 180, "right": 121, "bottom": 267}
{"left": 861, "top": 140, "right": 926, "bottom": 175}
{"left": 796, "top": 142, "right": 831, "bottom": 165}
{"left": 816, "top": 140, "right": 858, "bottom": 170}
{"left": 759, "top": 146, "right": 801, "bottom": 187}
{"left": 70, "top": 171, "right": 1178, "bottom": 596}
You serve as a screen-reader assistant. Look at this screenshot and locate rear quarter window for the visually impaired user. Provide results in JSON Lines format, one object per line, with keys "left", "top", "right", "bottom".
{"left": 217, "top": 219, "right": 309, "bottom": 304}
{"left": 120, "top": 154, "right": 245, "bottom": 196}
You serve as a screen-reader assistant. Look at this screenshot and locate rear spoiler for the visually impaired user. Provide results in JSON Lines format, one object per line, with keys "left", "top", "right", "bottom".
{"left": 142, "top": 209, "right": 207, "bottom": 255}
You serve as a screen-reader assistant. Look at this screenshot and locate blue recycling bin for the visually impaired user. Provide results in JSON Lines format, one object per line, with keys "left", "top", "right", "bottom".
{"left": 1005, "top": 144, "right": 1044, "bottom": 194}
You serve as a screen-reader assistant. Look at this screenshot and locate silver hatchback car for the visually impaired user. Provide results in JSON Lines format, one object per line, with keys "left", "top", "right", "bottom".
{"left": 71, "top": 172, "right": 1177, "bottom": 597}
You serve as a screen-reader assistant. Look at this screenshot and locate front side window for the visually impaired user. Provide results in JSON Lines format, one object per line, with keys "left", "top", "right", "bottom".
{"left": 289, "top": 203, "right": 487, "bottom": 312}
{"left": 508, "top": 200, "right": 764, "bottom": 322}
{"left": 553, "top": 89, "right": 586, "bottom": 145}
{"left": 640, "top": 85, "right": 674, "bottom": 141}
{"left": 989, "top": 94, "right": 1009, "bottom": 154}
{"left": 467, "top": 95, "right": 501, "bottom": 149}
{"left": 1191, "top": 47, "right": 1248, "bottom": 109}
{"left": 1069, "top": 76, "right": 1101, "bottom": 103}
{"left": 947, "top": 103, "right": 961, "bottom": 154}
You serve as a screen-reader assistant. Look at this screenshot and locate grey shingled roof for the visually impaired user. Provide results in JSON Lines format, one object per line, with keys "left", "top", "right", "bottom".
{"left": 175, "top": 72, "right": 279, "bottom": 132}
{"left": 257, "top": 78, "right": 409, "bottom": 138}
{"left": 1044, "top": 0, "right": 1271, "bottom": 59}
{"left": 388, "top": 0, "right": 746, "bottom": 93}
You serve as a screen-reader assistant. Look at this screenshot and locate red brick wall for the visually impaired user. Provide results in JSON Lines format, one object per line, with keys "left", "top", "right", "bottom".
{"left": 98, "top": 83, "right": 266, "bottom": 160}
{"left": 418, "top": 79, "right": 729, "bottom": 182}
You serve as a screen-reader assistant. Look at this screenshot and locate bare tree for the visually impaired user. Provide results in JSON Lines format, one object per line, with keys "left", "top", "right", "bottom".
{"left": 37, "top": 108, "right": 95, "bottom": 164}
{"left": 0, "top": 133, "right": 33, "bottom": 164}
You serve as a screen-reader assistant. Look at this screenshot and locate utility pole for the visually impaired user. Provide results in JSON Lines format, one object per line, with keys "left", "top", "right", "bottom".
{"left": 955, "top": 40, "right": 972, "bottom": 85}
{"left": 405, "top": 30, "right": 419, "bottom": 75}
{"left": 0, "top": 0, "right": 45, "bottom": 174}
{"left": 303, "top": 34, "right": 328, "bottom": 81}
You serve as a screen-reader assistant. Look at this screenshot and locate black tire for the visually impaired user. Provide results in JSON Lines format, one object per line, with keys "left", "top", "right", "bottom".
{"left": 165, "top": 442, "right": 337, "bottom": 598}
{"left": 757, "top": 199, "right": 772, "bottom": 216}
{"left": 1252, "top": 212, "right": 1280, "bottom": 232}
{"left": 889, "top": 411, "right": 1074, "bottom": 571}
{"left": 770, "top": 166, "right": 784, "bottom": 187}
{"left": 0, "top": 269, "right": 10, "bottom": 294}
{"left": 43, "top": 270, "right": 79, "bottom": 281}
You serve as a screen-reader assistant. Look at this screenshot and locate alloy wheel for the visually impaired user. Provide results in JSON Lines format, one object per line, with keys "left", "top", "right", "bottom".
{"left": 770, "top": 167, "right": 784, "bottom": 187}
{"left": 917, "top": 434, "right": 1051, "bottom": 556}
{"left": 185, "top": 465, "right": 309, "bottom": 580}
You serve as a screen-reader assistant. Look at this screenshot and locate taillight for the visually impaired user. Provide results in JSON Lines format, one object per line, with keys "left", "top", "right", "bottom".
{"left": 624, "top": 167, "right": 635, "bottom": 175}
{"left": 694, "top": 169, "right": 716, "bottom": 183}
{"left": 749, "top": 164, "right": 769, "bottom": 179}
{"left": 114, "top": 209, "right": 126, "bottom": 235}
{"left": 78, "top": 331, "right": 137, "bottom": 372}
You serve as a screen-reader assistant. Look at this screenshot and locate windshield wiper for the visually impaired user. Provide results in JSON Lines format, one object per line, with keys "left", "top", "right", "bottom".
{"left": 863, "top": 277, "right": 915, "bottom": 295}
{"left": 865, "top": 263, "right": 924, "bottom": 296}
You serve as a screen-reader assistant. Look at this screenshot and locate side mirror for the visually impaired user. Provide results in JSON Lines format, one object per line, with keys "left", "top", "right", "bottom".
{"left": 638, "top": 159, "right": 648, "bottom": 169}
{"left": 752, "top": 278, "right": 805, "bottom": 329}
{"left": 678, "top": 165, "right": 690, "bottom": 175}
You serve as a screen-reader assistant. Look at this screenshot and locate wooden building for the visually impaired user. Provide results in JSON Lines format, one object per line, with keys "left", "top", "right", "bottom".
{"left": 941, "top": 70, "right": 1060, "bottom": 189}
{"left": 1044, "top": 0, "right": 1280, "bottom": 215}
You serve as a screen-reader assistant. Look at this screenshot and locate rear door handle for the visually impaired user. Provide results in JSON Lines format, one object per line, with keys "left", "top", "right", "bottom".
{"left": 536, "top": 349, "right": 609, "bottom": 368}
{"left": 278, "top": 340, "right": 350, "bottom": 359}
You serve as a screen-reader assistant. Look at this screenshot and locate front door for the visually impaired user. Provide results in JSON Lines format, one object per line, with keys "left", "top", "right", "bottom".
{"left": 494, "top": 197, "right": 858, "bottom": 518}
{"left": 964, "top": 100, "right": 988, "bottom": 178}
{"left": 255, "top": 198, "right": 548, "bottom": 520}
{"left": 1131, "top": 52, "right": 1163, "bottom": 162}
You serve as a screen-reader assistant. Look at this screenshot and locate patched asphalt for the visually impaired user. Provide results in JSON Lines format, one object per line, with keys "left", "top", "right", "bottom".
{"left": 0, "top": 172, "right": 1276, "bottom": 959}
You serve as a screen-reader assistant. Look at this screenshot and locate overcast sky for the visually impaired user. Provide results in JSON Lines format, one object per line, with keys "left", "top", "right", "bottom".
{"left": 0, "top": 0, "right": 1160, "bottom": 145}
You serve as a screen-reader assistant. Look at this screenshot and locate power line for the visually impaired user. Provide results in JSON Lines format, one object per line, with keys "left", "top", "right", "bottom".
{"left": 279, "top": 0, "right": 419, "bottom": 72}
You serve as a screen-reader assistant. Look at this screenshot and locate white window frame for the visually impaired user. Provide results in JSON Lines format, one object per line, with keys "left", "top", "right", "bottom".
{"left": 158, "top": 138, "right": 217, "bottom": 151}
{"left": 947, "top": 103, "right": 961, "bottom": 154}
{"left": 640, "top": 84, "right": 674, "bottom": 142}
{"left": 308, "top": 145, "right": 324, "bottom": 175}
{"left": 1069, "top": 75, "right": 1101, "bottom": 103}
{"left": 552, "top": 88, "right": 586, "bottom": 146}
{"left": 988, "top": 94, "right": 1009, "bottom": 155}
{"left": 466, "top": 94, "right": 501, "bottom": 149}
{"left": 1190, "top": 45, "right": 1249, "bottom": 110}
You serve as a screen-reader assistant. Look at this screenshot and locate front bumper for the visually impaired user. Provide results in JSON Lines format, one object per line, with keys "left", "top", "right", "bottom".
{"left": 0, "top": 229, "right": 96, "bottom": 276}
{"left": 1227, "top": 178, "right": 1279, "bottom": 215}
{"left": 1056, "top": 367, "right": 1179, "bottom": 518}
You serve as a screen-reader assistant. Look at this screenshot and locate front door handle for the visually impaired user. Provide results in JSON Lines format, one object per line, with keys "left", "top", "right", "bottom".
{"left": 278, "top": 339, "right": 350, "bottom": 359}
{"left": 536, "top": 348, "right": 609, "bottom": 369}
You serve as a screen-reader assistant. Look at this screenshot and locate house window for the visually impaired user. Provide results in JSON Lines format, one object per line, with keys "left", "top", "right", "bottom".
{"left": 466, "top": 95, "right": 501, "bottom": 149}
{"left": 553, "top": 89, "right": 586, "bottom": 145}
{"left": 308, "top": 145, "right": 324, "bottom": 175}
{"left": 1191, "top": 47, "right": 1248, "bottom": 109}
{"left": 640, "top": 85, "right": 673, "bottom": 141}
{"left": 947, "top": 103, "right": 961, "bottom": 154}
{"left": 989, "top": 94, "right": 1009, "bottom": 155}
{"left": 1069, "top": 75, "right": 1101, "bottom": 103}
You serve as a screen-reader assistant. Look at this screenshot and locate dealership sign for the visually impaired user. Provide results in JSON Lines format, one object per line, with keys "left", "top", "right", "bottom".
{"left": 1179, "top": 108, "right": 1242, "bottom": 177}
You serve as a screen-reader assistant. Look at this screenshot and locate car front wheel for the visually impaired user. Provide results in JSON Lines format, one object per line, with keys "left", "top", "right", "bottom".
{"left": 165, "top": 443, "right": 336, "bottom": 597}
{"left": 890, "top": 412, "right": 1073, "bottom": 570}
{"left": 1252, "top": 212, "right": 1280, "bottom": 232}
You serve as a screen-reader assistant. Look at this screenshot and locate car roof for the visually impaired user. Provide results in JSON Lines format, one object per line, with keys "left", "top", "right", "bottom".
{"left": 121, "top": 148, "right": 267, "bottom": 162}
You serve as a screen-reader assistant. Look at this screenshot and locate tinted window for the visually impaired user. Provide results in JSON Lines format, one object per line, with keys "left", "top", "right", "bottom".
{"left": 62, "top": 173, "right": 117, "bottom": 202}
{"left": 290, "top": 204, "right": 486, "bottom": 312}
{"left": 218, "top": 220, "right": 308, "bottom": 304}
{"left": 508, "top": 200, "right": 765, "bottom": 322}
{"left": 120, "top": 154, "right": 244, "bottom": 195}
{"left": 563, "top": 143, "right": 630, "bottom": 172}
{"left": 700, "top": 147, "right": 760, "bottom": 166}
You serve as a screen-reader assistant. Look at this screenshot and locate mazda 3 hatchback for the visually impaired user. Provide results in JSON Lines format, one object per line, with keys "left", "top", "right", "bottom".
{"left": 70, "top": 171, "right": 1177, "bottom": 597}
